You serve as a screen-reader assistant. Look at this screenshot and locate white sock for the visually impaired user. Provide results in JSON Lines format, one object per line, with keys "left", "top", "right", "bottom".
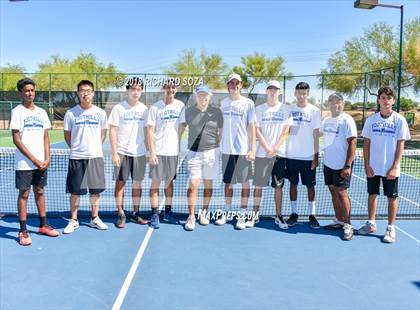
{"left": 368, "top": 220, "right": 376, "bottom": 226}
{"left": 291, "top": 201, "right": 298, "bottom": 214}
{"left": 387, "top": 224, "right": 395, "bottom": 230}
{"left": 308, "top": 201, "right": 316, "bottom": 215}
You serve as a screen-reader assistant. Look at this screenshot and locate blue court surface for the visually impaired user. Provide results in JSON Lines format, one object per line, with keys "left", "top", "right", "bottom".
{"left": 1, "top": 216, "right": 419, "bottom": 310}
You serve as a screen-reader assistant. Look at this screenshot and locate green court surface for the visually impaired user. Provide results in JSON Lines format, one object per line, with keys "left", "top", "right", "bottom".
{"left": 0, "top": 129, "right": 64, "bottom": 147}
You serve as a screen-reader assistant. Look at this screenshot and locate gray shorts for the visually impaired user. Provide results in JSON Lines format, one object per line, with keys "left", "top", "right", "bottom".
{"left": 149, "top": 155, "right": 178, "bottom": 182}
{"left": 113, "top": 154, "right": 146, "bottom": 182}
{"left": 66, "top": 158, "right": 106, "bottom": 195}
{"left": 253, "top": 157, "right": 286, "bottom": 188}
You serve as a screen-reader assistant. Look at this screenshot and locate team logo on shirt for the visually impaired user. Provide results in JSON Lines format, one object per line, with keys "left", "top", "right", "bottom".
{"left": 262, "top": 111, "right": 286, "bottom": 122}
{"left": 372, "top": 121, "right": 396, "bottom": 135}
{"left": 23, "top": 116, "right": 44, "bottom": 129}
{"left": 159, "top": 109, "right": 180, "bottom": 121}
{"left": 223, "top": 106, "right": 246, "bottom": 119}
{"left": 323, "top": 123, "right": 340, "bottom": 135}
{"left": 123, "top": 111, "right": 144, "bottom": 123}
{"left": 291, "top": 111, "right": 312, "bottom": 124}
{"left": 75, "top": 114, "right": 100, "bottom": 126}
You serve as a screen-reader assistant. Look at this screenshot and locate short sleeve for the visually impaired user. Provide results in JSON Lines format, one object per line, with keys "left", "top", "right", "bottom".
{"left": 143, "top": 108, "right": 149, "bottom": 127}
{"left": 43, "top": 110, "right": 52, "bottom": 130}
{"left": 100, "top": 110, "right": 108, "bottom": 129}
{"left": 179, "top": 105, "right": 186, "bottom": 123}
{"left": 108, "top": 105, "right": 120, "bottom": 127}
{"left": 147, "top": 106, "right": 157, "bottom": 126}
{"left": 217, "top": 108, "right": 223, "bottom": 128}
{"left": 313, "top": 109, "right": 321, "bottom": 129}
{"left": 9, "top": 108, "right": 21, "bottom": 130}
{"left": 397, "top": 117, "right": 411, "bottom": 141}
{"left": 361, "top": 117, "right": 371, "bottom": 139}
{"left": 345, "top": 117, "right": 357, "bottom": 139}
{"left": 247, "top": 100, "right": 256, "bottom": 124}
{"left": 63, "top": 111, "right": 72, "bottom": 131}
{"left": 255, "top": 108, "right": 262, "bottom": 128}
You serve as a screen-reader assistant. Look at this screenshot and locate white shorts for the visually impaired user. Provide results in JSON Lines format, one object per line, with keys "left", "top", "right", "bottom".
{"left": 186, "top": 148, "right": 220, "bottom": 180}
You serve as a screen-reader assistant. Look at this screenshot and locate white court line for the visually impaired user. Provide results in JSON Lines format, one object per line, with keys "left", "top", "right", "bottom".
{"left": 352, "top": 173, "right": 420, "bottom": 208}
{"left": 112, "top": 198, "right": 165, "bottom": 310}
{"left": 395, "top": 225, "right": 420, "bottom": 244}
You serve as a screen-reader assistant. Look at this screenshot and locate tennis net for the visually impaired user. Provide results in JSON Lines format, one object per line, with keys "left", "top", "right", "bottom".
{"left": 0, "top": 148, "right": 419, "bottom": 219}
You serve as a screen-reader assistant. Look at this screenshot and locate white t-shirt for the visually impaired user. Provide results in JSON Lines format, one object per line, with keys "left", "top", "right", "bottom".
{"left": 10, "top": 104, "right": 51, "bottom": 170}
{"left": 362, "top": 111, "right": 411, "bottom": 177}
{"left": 220, "top": 96, "right": 256, "bottom": 155}
{"left": 147, "top": 99, "right": 185, "bottom": 156}
{"left": 321, "top": 113, "right": 357, "bottom": 170}
{"left": 108, "top": 101, "right": 148, "bottom": 156}
{"left": 64, "top": 105, "right": 108, "bottom": 159}
{"left": 255, "top": 102, "right": 291, "bottom": 158}
{"left": 286, "top": 103, "right": 321, "bottom": 160}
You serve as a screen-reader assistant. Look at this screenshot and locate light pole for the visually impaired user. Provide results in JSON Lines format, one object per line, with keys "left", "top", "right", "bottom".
{"left": 354, "top": 0, "right": 404, "bottom": 112}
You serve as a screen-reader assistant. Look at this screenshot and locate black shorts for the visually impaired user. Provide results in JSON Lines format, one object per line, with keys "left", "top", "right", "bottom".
{"left": 367, "top": 176, "right": 398, "bottom": 198}
{"left": 324, "top": 165, "right": 351, "bottom": 188}
{"left": 15, "top": 169, "right": 47, "bottom": 190}
{"left": 114, "top": 154, "right": 146, "bottom": 182}
{"left": 253, "top": 157, "right": 286, "bottom": 188}
{"left": 149, "top": 155, "right": 178, "bottom": 182}
{"left": 222, "top": 154, "right": 252, "bottom": 184}
{"left": 286, "top": 158, "right": 316, "bottom": 187}
{"left": 66, "top": 158, "right": 106, "bottom": 195}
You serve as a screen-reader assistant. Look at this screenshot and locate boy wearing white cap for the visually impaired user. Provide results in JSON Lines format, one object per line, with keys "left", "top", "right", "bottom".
{"left": 246, "top": 80, "right": 291, "bottom": 229}
{"left": 184, "top": 85, "right": 223, "bottom": 231}
{"left": 217, "top": 73, "right": 256, "bottom": 230}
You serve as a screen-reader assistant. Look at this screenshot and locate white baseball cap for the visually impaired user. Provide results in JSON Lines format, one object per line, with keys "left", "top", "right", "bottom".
{"left": 266, "top": 80, "right": 281, "bottom": 89}
{"left": 227, "top": 73, "right": 242, "bottom": 83}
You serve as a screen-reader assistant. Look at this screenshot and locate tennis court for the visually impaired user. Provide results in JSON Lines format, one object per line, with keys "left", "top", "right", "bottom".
{"left": 0, "top": 140, "right": 419, "bottom": 309}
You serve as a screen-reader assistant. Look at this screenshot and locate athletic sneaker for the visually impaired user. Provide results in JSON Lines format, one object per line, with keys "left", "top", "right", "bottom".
{"left": 324, "top": 220, "right": 344, "bottom": 231}
{"left": 63, "top": 219, "right": 80, "bottom": 234}
{"left": 382, "top": 225, "right": 396, "bottom": 243}
{"left": 277, "top": 216, "right": 288, "bottom": 230}
{"left": 131, "top": 213, "right": 148, "bottom": 225}
{"left": 185, "top": 215, "right": 196, "bottom": 231}
{"left": 286, "top": 213, "right": 299, "bottom": 226}
{"left": 245, "top": 213, "right": 259, "bottom": 228}
{"left": 236, "top": 214, "right": 246, "bottom": 230}
{"left": 163, "top": 211, "right": 179, "bottom": 224}
{"left": 199, "top": 210, "right": 210, "bottom": 225}
{"left": 342, "top": 223, "right": 353, "bottom": 241}
{"left": 38, "top": 224, "right": 59, "bottom": 237}
{"left": 150, "top": 213, "right": 160, "bottom": 229}
{"left": 309, "top": 215, "right": 320, "bottom": 229}
{"left": 355, "top": 221, "right": 377, "bottom": 235}
{"left": 245, "top": 218, "right": 255, "bottom": 228}
{"left": 116, "top": 213, "right": 126, "bottom": 228}
{"left": 90, "top": 217, "right": 108, "bottom": 230}
{"left": 18, "top": 231, "right": 32, "bottom": 246}
{"left": 215, "top": 213, "right": 227, "bottom": 226}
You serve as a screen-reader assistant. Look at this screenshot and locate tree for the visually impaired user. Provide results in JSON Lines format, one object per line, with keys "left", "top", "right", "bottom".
{"left": 32, "top": 53, "right": 125, "bottom": 91}
{"left": 320, "top": 19, "right": 420, "bottom": 95}
{"left": 0, "top": 64, "right": 26, "bottom": 91}
{"left": 403, "top": 18, "right": 420, "bottom": 92}
{"left": 165, "top": 49, "right": 228, "bottom": 91}
{"left": 232, "top": 52, "right": 290, "bottom": 94}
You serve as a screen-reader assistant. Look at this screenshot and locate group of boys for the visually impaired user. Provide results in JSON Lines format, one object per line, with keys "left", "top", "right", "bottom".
{"left": 11, "top": 74, "right": 410, "bottom": 246}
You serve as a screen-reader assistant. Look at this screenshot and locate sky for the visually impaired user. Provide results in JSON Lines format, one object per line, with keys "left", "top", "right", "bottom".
{"left": 0, "top": 0, "right": 419, "bottom": 77}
